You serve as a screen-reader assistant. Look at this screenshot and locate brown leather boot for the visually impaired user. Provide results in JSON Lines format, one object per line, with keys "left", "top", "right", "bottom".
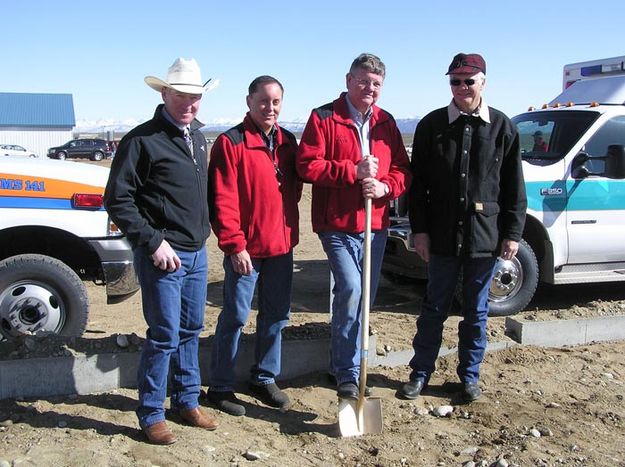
{"left": 179, "top": 407, "right": 219, "bottom": 430}
{"left": 143, "top": 421, "right": 177, "bottom": 445}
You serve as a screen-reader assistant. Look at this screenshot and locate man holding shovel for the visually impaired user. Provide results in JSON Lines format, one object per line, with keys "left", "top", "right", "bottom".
{"left": 296, "top": 53, "right": 411, "bottom": 400}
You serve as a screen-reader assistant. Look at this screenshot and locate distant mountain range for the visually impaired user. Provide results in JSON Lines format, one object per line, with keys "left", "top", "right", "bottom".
{"left": 75, "top": 116, "right": 420, "bottom": 135}
{"left": 394, "top": 118, "right": 420, "bottom": 135}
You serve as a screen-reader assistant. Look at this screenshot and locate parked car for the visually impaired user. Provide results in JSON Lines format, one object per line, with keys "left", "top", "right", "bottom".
{"left": 47, "top": 139, "right": 112, "bottom": 161}
{"left": 1, "top": 144, "right": 38, "bottom": 158}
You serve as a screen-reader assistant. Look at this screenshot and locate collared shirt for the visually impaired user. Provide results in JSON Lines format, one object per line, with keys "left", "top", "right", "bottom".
{"left": 260, "top": 125, "right": 277, "bottom": 152}
{"left": 161, "top": 107, "right": 195, "bottom": 161}
{"left": 447, "top": 99, "right": 491, "bottom": 124}
{"left": 161, "top": 107, "right": 186, "bottom": 131}
{"left": 345, "top": 95, "right": 373, "bottom": 157}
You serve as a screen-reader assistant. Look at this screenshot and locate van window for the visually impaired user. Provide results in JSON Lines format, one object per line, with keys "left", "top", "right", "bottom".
{"left": 512, "top": 110, "right": 599, "bottom": 166}
{"left": 583, "top": 115, "right": 625, "bottom": 155}
{"left": 581, "top": 115, "right": 625, "bottom": 174}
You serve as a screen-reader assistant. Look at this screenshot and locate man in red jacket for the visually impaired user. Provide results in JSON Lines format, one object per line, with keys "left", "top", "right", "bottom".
{"left": 296, "top": 53, "right": 411, "bottom": 399}
{"left": 207, "top": 76, "right": 302, "bottom": 416}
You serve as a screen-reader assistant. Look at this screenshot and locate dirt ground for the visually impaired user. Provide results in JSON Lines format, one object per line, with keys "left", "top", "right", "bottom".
{"left": 2, "top": 185, "right": 625, "bottom": 466}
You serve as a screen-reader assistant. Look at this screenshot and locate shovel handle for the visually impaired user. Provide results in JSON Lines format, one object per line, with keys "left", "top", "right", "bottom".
{"left": 359, "top": 197, "right": 372, "bottom": 399}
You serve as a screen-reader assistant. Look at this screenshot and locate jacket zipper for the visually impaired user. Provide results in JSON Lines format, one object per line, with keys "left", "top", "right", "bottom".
{"left": 268, "top": 143, "right": 288, "bottom": 249}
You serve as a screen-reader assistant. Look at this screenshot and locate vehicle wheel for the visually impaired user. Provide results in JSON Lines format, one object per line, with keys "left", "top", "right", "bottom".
{"left": 487, "top": 239, "right": 539, "bottom": 316}
{"left": 453, "top": 239, "right": 539, "bottom": 317}
{"left": 92, "top": 151, "right": 103, "bottom": 161}
{"left": 0, "top": 254, "right": 89, "bottom": 340}
{"left": 29, "top": 154, "right": 37, "bottom": 158}
{"left": 56, "top": 151, "right": 67, "bottom": 160}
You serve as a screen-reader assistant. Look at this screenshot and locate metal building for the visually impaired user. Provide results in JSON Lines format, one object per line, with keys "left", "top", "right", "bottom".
{"left": 0, "top": 92, "right": 75, "bottom": 158}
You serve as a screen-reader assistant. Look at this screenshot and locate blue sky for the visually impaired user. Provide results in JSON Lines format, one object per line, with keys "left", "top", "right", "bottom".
{"left": 4, "top": 1, "right": 625, "bottom": 128}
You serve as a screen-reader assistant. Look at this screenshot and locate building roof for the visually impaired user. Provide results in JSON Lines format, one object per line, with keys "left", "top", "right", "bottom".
{"left": 0, "top": 92, "right": 75, "bottom": 127}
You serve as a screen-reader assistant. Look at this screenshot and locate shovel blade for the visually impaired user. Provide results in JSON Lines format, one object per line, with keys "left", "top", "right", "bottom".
{"left": 338, "top": 397, "right": 383, "bottom": 437}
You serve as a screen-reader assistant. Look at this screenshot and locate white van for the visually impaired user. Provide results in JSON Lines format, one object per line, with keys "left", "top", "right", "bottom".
{"left": 0, "top": 158, "right": 138, "bottom": 339}
{"left": 382, "top": 57, "right": 625, "bottom": 316}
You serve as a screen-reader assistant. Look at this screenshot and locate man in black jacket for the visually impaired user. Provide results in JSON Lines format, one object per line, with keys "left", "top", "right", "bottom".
{"left": 398, "top": 53, "right": 527, "bottom": 402}
{"left": 104, "top": 57, "right": 217, "bottom": 444}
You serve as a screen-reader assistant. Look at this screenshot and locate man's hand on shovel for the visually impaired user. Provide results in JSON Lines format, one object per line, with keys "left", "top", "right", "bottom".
{"left": 355, "top": 155, "right": 378, "bottom": 180}
{"left": 361, "top": 177, "right": 388, "bottom": 199}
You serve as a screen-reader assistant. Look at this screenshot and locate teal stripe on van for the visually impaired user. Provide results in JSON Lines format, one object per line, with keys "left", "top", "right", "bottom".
{"left": 526, "top": 180, "right": 625, "bottom": 212}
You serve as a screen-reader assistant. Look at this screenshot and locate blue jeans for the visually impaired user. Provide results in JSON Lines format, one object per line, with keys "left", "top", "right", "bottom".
{"left": 409, "top": 254, "right": 496, "bottom": 385}
{"left": 318, "top": 230, "right": 387, "bottom": 385}
{"left": 133, "top": 245, "right": 207, "bottom": 428}
{"left": 209, "top": 251, "right": 293, "bottom": 391}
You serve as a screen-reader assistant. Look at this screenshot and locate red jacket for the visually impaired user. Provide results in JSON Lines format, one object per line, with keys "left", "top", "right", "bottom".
{"left": 296, "top": 93, "right": 411, "bottom": 233}
{"left": 209, "top": 115, "right": 301, "bottom": 257}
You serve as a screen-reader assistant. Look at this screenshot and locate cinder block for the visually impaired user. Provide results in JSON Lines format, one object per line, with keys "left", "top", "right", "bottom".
{"left": 0, "top": 332, "right": 519, "bottom": 400}
{"left": 0, "top": 336, "right": 340, "bottom": 400}
{"left": 505, "top": 315, "right": 625, "bottom": 346}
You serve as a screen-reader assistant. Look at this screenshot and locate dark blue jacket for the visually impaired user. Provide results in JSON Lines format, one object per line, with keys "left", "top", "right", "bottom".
{"left": 104, "top": 105, "right": 210, "bottom": 253}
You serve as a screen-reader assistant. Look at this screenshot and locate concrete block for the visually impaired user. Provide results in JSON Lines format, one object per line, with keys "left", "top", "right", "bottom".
{"left": 0, "top": 335, "right": 337, "bottom": 400}
{"left": 370, "top": 340, "right": 516, "bottom": 368}
{"left": 0, "top": 352, "right": 140, "bottom": 400}
{"left": 505, "top": 315, "right": 625, "bottom": 346}
{"left": 198, "top": 336, "right": 335, "bottom": 383}
{"left": 0, "top": 331, "right": 516, "bottom": 400}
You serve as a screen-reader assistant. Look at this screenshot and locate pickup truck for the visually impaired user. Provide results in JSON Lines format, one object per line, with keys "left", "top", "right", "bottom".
{"left": 0, "top": 157, "right": 139, "bottom": 340}
{"left": 383, "top": 57, "right": 625, "bottom": 316}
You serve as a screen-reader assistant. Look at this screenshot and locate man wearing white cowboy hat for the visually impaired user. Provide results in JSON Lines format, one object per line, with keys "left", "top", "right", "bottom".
{"left": 104, "top": 57, "right": 218, "bottom": 445}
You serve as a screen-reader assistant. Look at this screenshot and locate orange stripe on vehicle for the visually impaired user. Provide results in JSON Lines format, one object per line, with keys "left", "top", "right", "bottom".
{"left": 0, "top": 173, "right": 103, "bottom": 199}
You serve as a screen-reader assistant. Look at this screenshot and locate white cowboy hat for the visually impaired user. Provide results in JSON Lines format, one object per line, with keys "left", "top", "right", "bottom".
{"left": 144, "top": 57, "right": 211, "bottom": 95}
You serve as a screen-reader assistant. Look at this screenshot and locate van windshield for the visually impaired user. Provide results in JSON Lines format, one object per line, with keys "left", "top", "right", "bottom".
{"left": 512, "top": 110, "right": 600, "bottom": 166}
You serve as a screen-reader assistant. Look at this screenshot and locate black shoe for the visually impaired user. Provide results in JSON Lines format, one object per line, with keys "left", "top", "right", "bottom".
{"left": 249, "top": 383, "right": 290, "bottom": 409}
{"left": 397, "top": 379, "right": 425, "bottom": 400}
{"left": 461, "top": 382, "right": 481, "bottom": 402}
{"left": 206, "top": 390, "right": 246, "bottom": 416}
{"left": 329, "top": 374, "right": 372, "bottom": 396}
{"left": 337, "top": 382, "right": 359, "bottom": 400}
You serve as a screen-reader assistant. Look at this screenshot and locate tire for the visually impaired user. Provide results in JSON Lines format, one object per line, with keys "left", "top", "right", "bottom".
{"left": 453, "top": 239, "right": 539, "bottom": 317}
{"left": 56, "top": 151, "right": 67, "bottom": 160}
{"left": 0, "top": 254, "right": 89, "bottom": 340}
{"left": 92, "top": 151, "right": 103, "bottom": 161}
{"left": 487, "top": 239, "right": 539, "bottom": 316}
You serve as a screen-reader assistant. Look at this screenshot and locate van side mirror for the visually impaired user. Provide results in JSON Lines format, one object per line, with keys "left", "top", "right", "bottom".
{"left": 571, "top": 152, "right": 591, "bottom": 178}
{"left": 571, "top": 145, "right": 625, "bottom": 179}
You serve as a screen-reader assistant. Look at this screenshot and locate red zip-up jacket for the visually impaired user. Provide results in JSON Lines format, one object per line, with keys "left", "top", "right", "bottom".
{"left": 296, "top": 93, "right": 411, "bottom": 233}
{"left": 208, "top": 114, "right": 301, "bottom": 258}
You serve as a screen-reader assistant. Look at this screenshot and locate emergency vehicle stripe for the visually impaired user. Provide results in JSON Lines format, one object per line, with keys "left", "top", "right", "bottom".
{"left": 0, "top": 196, "right": 105, "bottom": 210}
{"left": 526, "top": 180, "right": 625, "bottom": 212}
{"left": 0, "top": 196, "right": 72, "bottom": 209}
{"left": 0, "top": 173, "right": 103, "bottom": 199}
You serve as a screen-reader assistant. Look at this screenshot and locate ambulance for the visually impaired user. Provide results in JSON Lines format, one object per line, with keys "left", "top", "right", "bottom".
{"left": 382, "top": 56, "right": 625, "bottom": 316}
{"left": 0, "top": 157, "right": 139, "bottom": 340}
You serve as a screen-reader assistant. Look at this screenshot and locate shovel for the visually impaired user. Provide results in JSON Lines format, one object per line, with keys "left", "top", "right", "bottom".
{"left": 338, "top": 196, "right": 383, "bottom": 437}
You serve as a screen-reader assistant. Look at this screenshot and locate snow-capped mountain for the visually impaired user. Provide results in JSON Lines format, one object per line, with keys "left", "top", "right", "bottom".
{"left": 75, "top": 116, "right": 419, "bottom": 135}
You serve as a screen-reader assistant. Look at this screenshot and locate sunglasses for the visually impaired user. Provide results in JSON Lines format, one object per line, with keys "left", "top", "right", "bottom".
{"left": 450, "top": 78, "right": 477, "bottom": 86}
